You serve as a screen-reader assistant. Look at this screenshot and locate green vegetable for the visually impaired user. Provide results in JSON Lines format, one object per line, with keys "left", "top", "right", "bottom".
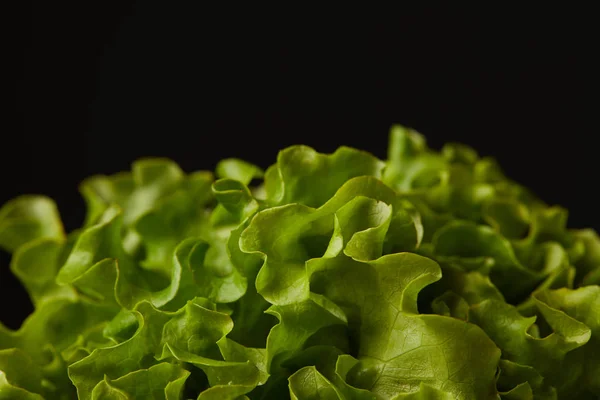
{"left": 1, "top": 125, "right": 599, "bottom": 399}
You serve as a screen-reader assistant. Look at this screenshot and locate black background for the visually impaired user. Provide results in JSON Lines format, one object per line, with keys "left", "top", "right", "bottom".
{"left": 3, "top": 4, "right": 597, "bottom": 328}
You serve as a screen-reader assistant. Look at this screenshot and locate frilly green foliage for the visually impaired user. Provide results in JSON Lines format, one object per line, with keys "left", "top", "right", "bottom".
{"left": 1, "top": 125, "right": 599, "bottom": 399}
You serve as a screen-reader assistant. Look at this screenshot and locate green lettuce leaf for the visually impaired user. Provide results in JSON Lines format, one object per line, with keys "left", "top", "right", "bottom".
{"left": 265, "top": 145, "right": 385, "bottom": 207}
{"left": 288, "top": 366, "right": 343, "bottom": 400}
{"left": 89, "top": 362, "right": 189, "bottom": 400}
{"left": 533, "top": 287, "right": 600, "bottom": 397}
{"left": 0, "top": 196, "right": 64, "bottom": 253}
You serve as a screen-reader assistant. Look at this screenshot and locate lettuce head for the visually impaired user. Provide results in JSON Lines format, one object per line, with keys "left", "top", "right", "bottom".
{"left": 1, "top": 125, "right": 599, "bottom": 399}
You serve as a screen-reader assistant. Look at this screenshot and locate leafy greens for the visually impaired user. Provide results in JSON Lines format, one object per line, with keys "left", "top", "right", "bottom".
{"left": 1, "top": 125, "right": 599, "bottom": 399}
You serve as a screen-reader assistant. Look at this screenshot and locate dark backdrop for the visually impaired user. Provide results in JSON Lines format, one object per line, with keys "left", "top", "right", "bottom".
{"left": 3, "top": 3, "right": 597, "bottom": 328}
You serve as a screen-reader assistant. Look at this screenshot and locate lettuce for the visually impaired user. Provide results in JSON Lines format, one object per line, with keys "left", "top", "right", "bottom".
{"left": 1, "top": 125, "right": 599, "bottom": 399}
